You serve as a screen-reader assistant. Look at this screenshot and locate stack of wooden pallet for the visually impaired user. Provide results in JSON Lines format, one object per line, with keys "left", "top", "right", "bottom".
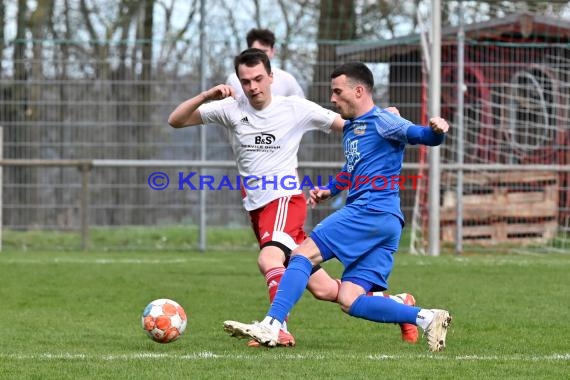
{"left": 440, "top": 171, "right": 559, "bottom": 245}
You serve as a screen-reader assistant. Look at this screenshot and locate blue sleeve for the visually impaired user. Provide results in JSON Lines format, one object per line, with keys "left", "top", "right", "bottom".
{"left": 375, "top": 109, "right": 414, "bottom": 143}
{"left": 326, "top": 164, "right": 349, "bottom": 197}
{"left": 406, "top": 124, "right": 445, "bottom": 146}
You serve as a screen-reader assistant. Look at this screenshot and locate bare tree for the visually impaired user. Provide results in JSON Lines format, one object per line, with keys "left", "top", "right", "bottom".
{"left": 0, "top": 0, "right": 5, "bottom": 55}
{"left": 359, "top": 0, "right": 416, "bottom": 39}
{"left": 275, "top": 0, "right": 319, "bottom": 72}
{"left": 133, "top": 0, "right": 155, "bottom": 224}
{"left": 76, "top": 0, "right": 152, "bottom": 224}
{"left": 4, "top": 0, "right": 42, "bottom": 227}
{"left": 303, "top": 0, "right": 355, "bottom": 224}
{"left": 26, "top": 1, "right": 54, "bottom": 224}
{"left": 155, "top": 0, "right": 201, "bottom": 76}
{"left": 310, "top": 0, "right": 355, "bottom": 104}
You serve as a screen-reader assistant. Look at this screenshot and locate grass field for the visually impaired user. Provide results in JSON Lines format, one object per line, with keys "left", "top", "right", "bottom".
{"left": 1, "top": 248, "right": 569, "bottom": 379}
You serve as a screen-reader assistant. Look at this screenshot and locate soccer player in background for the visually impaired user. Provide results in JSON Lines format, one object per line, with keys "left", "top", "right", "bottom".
{"left": 169, "top": 50, "right": 418, "bottom": 347}
{"left": 226, "top": 28, "right": 304, "bottom": 98}
{"left": 223, "top": 62, "right": 453, "bottom": 352}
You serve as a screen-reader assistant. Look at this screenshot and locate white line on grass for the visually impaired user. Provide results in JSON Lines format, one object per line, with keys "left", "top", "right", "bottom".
{"left": 2, "top": 352, "right": 569, "bottom": 361}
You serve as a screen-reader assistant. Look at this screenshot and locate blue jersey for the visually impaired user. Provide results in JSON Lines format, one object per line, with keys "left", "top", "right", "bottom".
{"left": 337, "top": 106, "right": 414, "bottom": 223}
{"left": 312, "top": 106, "right": 444, "bottom": 290}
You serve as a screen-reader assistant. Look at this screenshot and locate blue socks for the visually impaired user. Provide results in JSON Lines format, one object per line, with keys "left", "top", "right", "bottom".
{"left": 267, "top": 255, "right": 312, "bottom": 323}
{"left": 348, "top": 294, "right": 420, "bottom": 324}
{"left": 266, "top": 255, "right": 421, "bottom": 326}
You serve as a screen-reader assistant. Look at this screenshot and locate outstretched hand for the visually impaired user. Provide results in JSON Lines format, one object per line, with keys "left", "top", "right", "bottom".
{"left": 307, "top": 186, "right": 332, "bottom": 209}
{"left": 429, "top": 116, "right": 450, "bottom": 134}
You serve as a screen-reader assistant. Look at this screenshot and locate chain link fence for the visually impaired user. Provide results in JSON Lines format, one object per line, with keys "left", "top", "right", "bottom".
{"left": 1, "top": 6, "right": 569, "bottom": 253}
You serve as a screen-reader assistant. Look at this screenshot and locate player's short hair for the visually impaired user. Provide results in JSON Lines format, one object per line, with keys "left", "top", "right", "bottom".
{"left": 234, "top": 48, "right": 272, "bottom": 77}
{"left": 330, "top": 62, "right": 374, "bottom": 92}
{"left": 246, "top": 28, "right": 276, "bottom": 48}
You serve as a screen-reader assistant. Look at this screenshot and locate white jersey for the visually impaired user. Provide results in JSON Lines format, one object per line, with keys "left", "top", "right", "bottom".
{"left": 199, "top": 95, "right": 336, "bottom": 211}
{"left": 226, "top": 67, "right": 305, "bottom": 98}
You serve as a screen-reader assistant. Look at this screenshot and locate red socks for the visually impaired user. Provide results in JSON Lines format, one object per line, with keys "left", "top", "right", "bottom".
{"left": 264, "top": 267, "right": 285, "bottom": 303}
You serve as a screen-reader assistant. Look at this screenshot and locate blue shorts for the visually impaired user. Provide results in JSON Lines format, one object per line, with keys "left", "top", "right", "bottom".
{"left": 310, "top": 203, "right": 402, "bottom": 292}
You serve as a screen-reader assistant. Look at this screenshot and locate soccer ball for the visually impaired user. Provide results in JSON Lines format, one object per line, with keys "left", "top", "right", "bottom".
{"left": 141, "top": 298, "right": 187, "bottom": 343}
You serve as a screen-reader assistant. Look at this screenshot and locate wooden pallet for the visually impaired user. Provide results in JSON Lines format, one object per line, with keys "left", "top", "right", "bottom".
{"left": 440, "top": 171, "right": 559, "bottom": 245}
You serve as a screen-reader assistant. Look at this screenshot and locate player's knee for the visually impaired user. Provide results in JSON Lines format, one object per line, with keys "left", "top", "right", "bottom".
{"left": 256, "top": 254, "right": 266, "bottom": 272}
{"left": 256, "top": 254, "right": 267, "bottom": 268}
{"left": 288, "top": 250, "right": 304, "bottom": 260}
{"left": 307, "top": 270, "right": 340, "bottom": 302}
{"left": 310, "top": 286, "right": 338, "bottom": 302}
{"left": 338, "top": 300, "right": 352, "bottom": 313}
{"left": 257, "top": 245, "right": 287, "bottom": 272}
{"left": 290, "top": 238, "right": 322, "bottom": 265}
{"left": 337, "top": 293, "right": 355, "bottom": 313}
{"left": 336, "top": 284, "right": 363, "bottom": 313}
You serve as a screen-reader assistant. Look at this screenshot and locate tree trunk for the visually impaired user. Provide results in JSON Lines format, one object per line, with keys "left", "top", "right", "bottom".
{"left": 5, "top": 0, "right": 34, "bottom": 228}
{"left": 308, "top": 0, "right": 356, "bottom": 227}
{"left": 134, "top": 0, "right": 154, "bottom": 225}
{"left": 309, "top": 0, "right": 355, "bottom": 104}
{"left": 0, "top": 0, "right": 5, "bottom": 54}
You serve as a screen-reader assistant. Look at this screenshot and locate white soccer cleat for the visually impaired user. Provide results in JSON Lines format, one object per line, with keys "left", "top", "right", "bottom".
{"left": 424, "top": 309, "right": 452, "bottom": 352}
{"left": 224, "top": 320, "right": 279, "bottom": 347}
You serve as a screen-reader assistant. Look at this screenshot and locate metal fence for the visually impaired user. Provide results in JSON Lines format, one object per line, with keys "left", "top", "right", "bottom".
{"left": 1, "top": 10, "right": 569, "bottom": 253}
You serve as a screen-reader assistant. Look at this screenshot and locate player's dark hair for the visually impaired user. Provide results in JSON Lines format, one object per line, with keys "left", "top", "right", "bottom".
{"left": 330, "top": 62, "right": 374, "bottom": 92}
{"left": 246, "top": 28, "right": 276, "bottom": 48}
{"left": 234, "top": 48, "right": 272, "bottom": 77}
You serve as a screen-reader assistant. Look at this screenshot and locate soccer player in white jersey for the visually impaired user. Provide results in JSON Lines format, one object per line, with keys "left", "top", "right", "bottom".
{"left": 169, "top": 49, "right": 418, "bottom": 347}
{"left": 226, "top": 28, "right": 304, "bottom": 98}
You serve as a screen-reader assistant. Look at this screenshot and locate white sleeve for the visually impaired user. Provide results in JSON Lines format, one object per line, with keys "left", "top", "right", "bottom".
{"left": 294, "top": 97, "right": 337, "bottom": 133}
{"left": 282, "top": 71, "right": 305, "bottom": 98}
{"left": 226, "top": 73, "right": 245, "bottom": 98}
{"left": 198, "top": 97, "right": 236, "bottom": 128}
{"left": 285, "top": 72, "right": 305, "bottom": 97}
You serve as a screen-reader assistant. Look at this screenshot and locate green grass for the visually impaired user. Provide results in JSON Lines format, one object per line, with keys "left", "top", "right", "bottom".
{"left": 4, "top": 225, "right": 567, "bottom": 255}
{"left": 0, "top": 250, "right": 568, "bottom": 379}
{"left": 2, "top": 225, "right": 259, "bottom": 252}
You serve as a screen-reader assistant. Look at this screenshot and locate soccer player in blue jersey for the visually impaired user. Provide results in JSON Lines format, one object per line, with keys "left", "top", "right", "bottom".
{"left": 224, "top": 61, "right": 452, "bottom": 352}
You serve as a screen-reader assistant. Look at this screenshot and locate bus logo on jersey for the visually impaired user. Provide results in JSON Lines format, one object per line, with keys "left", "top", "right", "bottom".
{"left": 255, "top": 133, "right": 276, "bottom": 145}
{"left": 353, "top": 122, "right": 367, "bottom": 135}
{"left": 345, "top": 138, "right": 361, "bottom": 172}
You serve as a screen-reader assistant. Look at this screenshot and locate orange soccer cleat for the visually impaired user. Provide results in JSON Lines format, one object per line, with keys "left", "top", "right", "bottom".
{"left": 396, "top": 293, "right": 419, "bottom": 344}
